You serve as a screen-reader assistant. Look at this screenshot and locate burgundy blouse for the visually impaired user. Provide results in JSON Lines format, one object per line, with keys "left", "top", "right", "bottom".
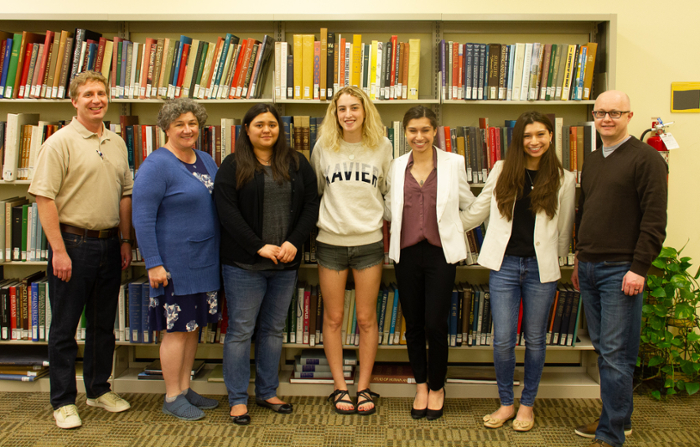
{"left": 400, "top": 148, "right": 441, "bottom": 249}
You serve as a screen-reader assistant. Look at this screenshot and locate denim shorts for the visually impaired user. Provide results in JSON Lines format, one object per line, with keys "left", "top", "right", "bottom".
{"left": 315, "top": 240, "right": 384, "bottom": 271}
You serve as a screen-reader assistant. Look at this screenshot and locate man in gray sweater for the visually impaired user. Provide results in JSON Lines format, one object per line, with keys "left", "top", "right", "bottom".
{"left": 571, "top": 90, "right": 668, "bottom": 447}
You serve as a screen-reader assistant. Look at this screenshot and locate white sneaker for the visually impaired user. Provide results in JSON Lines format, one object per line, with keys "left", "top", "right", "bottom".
{"left": 54, "top": 404, "right": 82, "bottom": 429}
{"left": 86, "top": 391, "right": 131, "bottom": 413}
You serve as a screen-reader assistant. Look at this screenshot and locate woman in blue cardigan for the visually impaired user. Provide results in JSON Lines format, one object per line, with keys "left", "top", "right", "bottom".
{"left": 133, "top": 98, "right": 221, "bottom": 421}
{"left": 214, "top": 104, "right": 319, "bottom": 425}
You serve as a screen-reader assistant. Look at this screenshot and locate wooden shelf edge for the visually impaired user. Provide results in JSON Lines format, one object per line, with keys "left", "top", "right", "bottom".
{"left": 0, "top": 369, "right": 599, "bottom": 398}
{"left": 441, "top": 13, "right": 616, "bottom": 23}
{"left": 0, "top": 13, "right": 615, "bottom": 23}
{"left": 281, "top": 334, "right": 593, "bottom": 351}
{"left": 0, "top": 98, "right": 589, "bottom": 105}
{"left": 1, "top": 261, "right": 47, "bottom": 265}
{"left": 0, "top": 334, "right": 593, "bottom": 350}
{"left": 442, "top": 100, "right": 595, "bottom": 105}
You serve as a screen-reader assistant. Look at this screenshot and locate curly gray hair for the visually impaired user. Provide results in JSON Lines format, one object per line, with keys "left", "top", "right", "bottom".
{"left": 157, "top": 98, "right": 208, "bottom": 131}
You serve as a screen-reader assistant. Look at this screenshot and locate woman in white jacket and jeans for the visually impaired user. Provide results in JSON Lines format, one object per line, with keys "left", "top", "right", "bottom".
{"left": 385, "top": 106, "right": 474, "bottom": 420}
{"left": 461, "top": 111, "right": 575, "bottom": 432}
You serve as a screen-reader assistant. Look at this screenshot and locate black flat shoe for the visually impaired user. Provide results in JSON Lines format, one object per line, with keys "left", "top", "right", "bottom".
{"left": 411, "top": 407, "right": 428, "bottom": 419}
{"left": 411, "top": 392, "right": 428, "bottom": 419}
{"left": 426, "top": 388, "right": 445, "bottom": 421}
{"left": 255, "top": 398, "right": 293, "bottom": 414}
{"left": 229, "top": 413, "right": 251, "bottom": 425}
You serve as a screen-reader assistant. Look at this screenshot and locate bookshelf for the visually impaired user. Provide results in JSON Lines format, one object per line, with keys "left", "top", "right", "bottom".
{"left": 0, "top": 13, "right": 615, "bottom": 398}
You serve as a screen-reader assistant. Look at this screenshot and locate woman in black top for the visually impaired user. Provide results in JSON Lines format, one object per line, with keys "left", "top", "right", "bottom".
{"left": 460, "top": 112, "right": 575, "bottom": 432}
{"left": 214, "top": 104, "right": 319, "bottom": 425}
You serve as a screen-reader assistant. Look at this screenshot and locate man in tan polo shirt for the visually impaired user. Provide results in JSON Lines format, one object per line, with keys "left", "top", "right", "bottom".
{"left": 29, "top": 71, "right": 134, "bottom": 429}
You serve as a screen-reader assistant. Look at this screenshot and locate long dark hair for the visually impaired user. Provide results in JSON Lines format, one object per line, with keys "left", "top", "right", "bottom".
{"left": 494, "top": 111, "right": 563, "bottom": 220}
{"left": 234, "top": 103, "right": 299, "bottom": 189}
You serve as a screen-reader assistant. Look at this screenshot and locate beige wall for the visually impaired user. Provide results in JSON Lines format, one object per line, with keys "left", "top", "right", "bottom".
{"left": 4, "top": 0, "right": 698, "bottom": 262}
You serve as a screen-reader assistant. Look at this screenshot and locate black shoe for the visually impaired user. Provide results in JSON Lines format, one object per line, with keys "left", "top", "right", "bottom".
{"left": 411, "top": 407, "right": 428, "bottom": 419}
{"left": 426, "top": 388, "right": 445, "bottom": 421}
{"left": 229, "top": 413, "right": 251, "bottom": 425}
{"left": 255, "top": 398, "right": 293, "bottom": 414}
{"left": 411, "top": 393, "right": 428, "bottom": 419}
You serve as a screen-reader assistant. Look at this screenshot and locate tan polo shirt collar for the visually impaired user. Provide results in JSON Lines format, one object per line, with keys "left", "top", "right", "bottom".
{"left": 70, "top": 116, "right": 111, "bottom": 142}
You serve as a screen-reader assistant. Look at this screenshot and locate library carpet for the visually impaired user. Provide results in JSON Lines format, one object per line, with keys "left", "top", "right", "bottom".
{"left": 0, "top": 386, "right": 699, "bottom": 447}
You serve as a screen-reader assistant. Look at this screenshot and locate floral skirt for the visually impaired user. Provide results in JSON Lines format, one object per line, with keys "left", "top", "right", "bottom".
{"left": 148, "top": 280, "right": 221, "bottom": 333}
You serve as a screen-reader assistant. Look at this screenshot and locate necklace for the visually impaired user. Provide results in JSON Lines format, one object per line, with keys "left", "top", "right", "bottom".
{"left": 257, "top": 157, "right": 272, "bottom": 166}
{"left": 525, "top": 170, "right": 535, "bottom": 190}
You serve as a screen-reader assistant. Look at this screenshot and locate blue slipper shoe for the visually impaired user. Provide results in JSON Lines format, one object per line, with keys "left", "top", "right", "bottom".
{"left": 163, "top": 395, "right": 205, "bottom": 421}
{"left": 185, "top": 388, "right": 219, "bottom": 410}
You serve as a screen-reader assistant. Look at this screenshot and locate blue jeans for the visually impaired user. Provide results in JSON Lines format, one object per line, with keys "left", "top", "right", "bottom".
{"left": 578, "top": 261, "right": 641, "bottom": 447}
{"left": 489, "top": 256, "right": 557, "bottom": 407}
{"left": 222, "top": 265, "right": 297, "bottom": 406}
{"left": 48, "top": 233, "right": 122, "bottom": 409}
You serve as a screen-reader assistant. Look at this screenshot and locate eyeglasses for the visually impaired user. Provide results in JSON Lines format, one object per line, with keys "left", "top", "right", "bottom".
{"left": 591, "top": 110, "right": 630, "bottom": 119}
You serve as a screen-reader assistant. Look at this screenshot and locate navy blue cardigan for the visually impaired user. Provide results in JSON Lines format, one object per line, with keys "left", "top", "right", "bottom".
{"left": 132, "top": 148, "right": 220, "bottom": 297}
{"left": 213, "top": 153, "right": 319, "bottom": 269}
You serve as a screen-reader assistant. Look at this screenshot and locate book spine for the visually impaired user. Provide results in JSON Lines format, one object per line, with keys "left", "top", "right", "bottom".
{"left": 449, "top": 289, "right": 458, "bottom": 347}
{"left": 326, "top": 33, "right": 335, "bottom": 99}
{"left": 31, "top": 283, "right": 39, "bottom": 341}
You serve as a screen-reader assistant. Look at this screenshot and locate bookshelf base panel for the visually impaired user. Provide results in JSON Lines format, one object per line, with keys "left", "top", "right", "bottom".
{"left": 0, "top": 366, "right": 600, "bottom": 399}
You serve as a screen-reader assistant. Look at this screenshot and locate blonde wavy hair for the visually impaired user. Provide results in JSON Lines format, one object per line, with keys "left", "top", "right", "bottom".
{"left": 317, "top": 86, "right": 385, "bottom": 152}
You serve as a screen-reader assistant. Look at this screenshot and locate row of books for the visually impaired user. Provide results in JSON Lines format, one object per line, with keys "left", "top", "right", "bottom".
{"left": 0, "top": 29, "right": 103, "bottom": 100}
{"left": 0, "top": 29, "right": 276, "bottom": 101}
{"left": 283, "top": 281, "right": 583, "bottom": 349}
{"left": 1, "top": 196, "right": 49, "bottom": 263}
{"left": 2, "top": 276, "right": 582, "bottom": 349}
{"left": 282, "top": 282, "right": 413, "bottom": 347}
{"left": 109, "top": 34, "right": 274, "bottom": 101}
{"left": 0, "top": 195, "right": 149, "bottom": 267}
{"left": 439, "top": 41, "right": 598, "bottom": 102}
{"left": 0, "top": 271, "right": 212, "bottom": 345}
{"left": 0, "top": 113, "right": 70, "bottom": 182}
{"left": 0, "top": 272, "right": 48, "bottom": 341}
{"left": 114, "top": 277, "right": 227, "bottom": 345}
{"left": 275, "top": 30, "right": 421, "bottom": 101}
{"left": 0, "top": 30, "right": 597, "bottom": 104}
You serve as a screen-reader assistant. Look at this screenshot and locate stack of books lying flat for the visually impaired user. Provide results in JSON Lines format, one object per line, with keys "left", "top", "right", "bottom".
{"left": 0, "top": 344, "right": 49, "bottom": 382}
{"left": 288, "top": 350, "right": 356, "bottom": 384}
{"left": 137, "top": 359, "right": 205, "bottom": 380}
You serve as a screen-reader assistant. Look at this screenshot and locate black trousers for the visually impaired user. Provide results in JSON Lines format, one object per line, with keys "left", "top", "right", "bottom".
{"left": 394, "top": 240, "right": 456, "bottom": 390}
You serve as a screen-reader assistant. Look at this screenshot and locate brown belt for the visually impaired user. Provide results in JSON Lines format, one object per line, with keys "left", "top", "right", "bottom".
{"left": 60, "top": 224, "right": 119, "bottom": 239}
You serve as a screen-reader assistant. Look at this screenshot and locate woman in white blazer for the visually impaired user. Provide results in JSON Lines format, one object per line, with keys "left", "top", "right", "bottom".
{"left": 461, "top": 111, "right": 575, "bottom": 432}
{"left": 384, "top": 106, "right": 474, "bottom": 420}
